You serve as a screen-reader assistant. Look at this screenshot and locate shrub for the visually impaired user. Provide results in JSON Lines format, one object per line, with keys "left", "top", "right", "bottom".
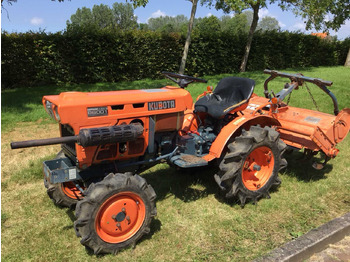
{"left": 1, "top": 30, "right": 349, "bottom": 89}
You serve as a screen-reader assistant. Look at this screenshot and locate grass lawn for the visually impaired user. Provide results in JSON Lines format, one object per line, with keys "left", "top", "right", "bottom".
{"left": 1, "top": 66, "right": 350, "bottom": 261}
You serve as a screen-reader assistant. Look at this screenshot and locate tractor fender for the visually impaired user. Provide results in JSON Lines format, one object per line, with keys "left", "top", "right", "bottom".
{"left": 203, "top": 115, "right": 281, "bottom": 162}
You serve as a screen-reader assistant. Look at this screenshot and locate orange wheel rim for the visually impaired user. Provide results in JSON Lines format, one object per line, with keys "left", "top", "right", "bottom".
{"left": 95, "top": 192, "right": 146, "bottom": 243}
{"left": 242, "top": 146, "right": 275, "bottom": 191}
{"left": 61, "top": 182, "right": 84, "bottom": 200}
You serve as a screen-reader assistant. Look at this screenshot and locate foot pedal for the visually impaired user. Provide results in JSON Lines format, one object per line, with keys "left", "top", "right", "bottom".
{"left": 170, "top": 154, "right": 208, "bottom": 168}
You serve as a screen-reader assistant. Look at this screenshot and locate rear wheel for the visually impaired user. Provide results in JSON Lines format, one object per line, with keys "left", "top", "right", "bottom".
{"left": 74, "top": 173, "right": 157, "bottom": 255}
{"left": 216, "top": 125, "right": 287, "bottom": 206}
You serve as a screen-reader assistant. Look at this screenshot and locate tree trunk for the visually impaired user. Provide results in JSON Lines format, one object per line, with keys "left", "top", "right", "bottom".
{"left": 239, "top": 2, "right": 260, "bottom": 73}
{"left": 179, "top": 0, "right": 198, "bottom": 75}
{"left": 345, "top": 48, "right": 350, "bottom": 67}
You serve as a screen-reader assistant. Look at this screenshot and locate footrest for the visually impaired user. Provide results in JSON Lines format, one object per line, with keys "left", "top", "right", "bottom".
{"left": 170, "top": 154, "right": 208, "bottom": 168}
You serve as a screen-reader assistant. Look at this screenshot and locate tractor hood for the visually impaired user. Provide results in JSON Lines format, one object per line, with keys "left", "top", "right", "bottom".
{"left": 42, "top": 86, "right": 193, "bottom": 131}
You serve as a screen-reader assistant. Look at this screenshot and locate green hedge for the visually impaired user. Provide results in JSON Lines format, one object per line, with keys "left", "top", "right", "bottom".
{"left": 2, "top": 30, "right": 349, "bottom": 89}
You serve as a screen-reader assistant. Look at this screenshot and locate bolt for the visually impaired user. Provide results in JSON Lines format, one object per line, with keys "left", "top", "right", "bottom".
{"left": 122, "top": 207, "right": 126, "bottom": 213}
{"left": 116, "top": 222, "right": 121, "bottom": 227}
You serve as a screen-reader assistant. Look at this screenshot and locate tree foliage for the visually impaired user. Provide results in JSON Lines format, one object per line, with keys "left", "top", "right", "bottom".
{"left": 277, "top": 0, "right": 350, "bottom": 31}
{"left": 66, "top": 3, "right": 137, "bottom": 32}
{"left": 112, "top": 2, "right": 138, "bottom": 30}
{"left": 194, "top": 15, "right": 221, "bottom": 35}
{"left": 147, "top": 15, "right": 188, "bottom": 33}
{"left": 257, "top": 16, "right": 280, "bottom": 31}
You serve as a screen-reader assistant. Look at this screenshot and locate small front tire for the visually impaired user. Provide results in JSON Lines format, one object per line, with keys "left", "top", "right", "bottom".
{"left": 44, "top": 150, "right": 84, "bottom": 208}
{"left": 74, "top": 173, "right": 157, "bottom": 255}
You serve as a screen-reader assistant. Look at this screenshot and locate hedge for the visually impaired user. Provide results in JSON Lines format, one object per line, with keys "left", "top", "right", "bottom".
{"left": 1, "top": 30, "right": 349, "bottom": 89}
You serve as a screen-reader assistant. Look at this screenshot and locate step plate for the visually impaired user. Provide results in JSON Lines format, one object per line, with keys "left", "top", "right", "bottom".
{"left": 170, "top": 154, "right": 208, "bottom": 168}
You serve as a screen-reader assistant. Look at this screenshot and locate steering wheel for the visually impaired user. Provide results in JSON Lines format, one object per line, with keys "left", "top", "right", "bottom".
{"left": 161, "top": 71, "right": 207, "bottom": 88}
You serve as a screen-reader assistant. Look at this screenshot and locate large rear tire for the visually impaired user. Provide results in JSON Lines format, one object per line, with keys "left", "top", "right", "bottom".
{"left": 74, "top": 173, "right": 157, "bottom": 255}
{"left": 215, "top": 125, "right": 287, "bottom": 206}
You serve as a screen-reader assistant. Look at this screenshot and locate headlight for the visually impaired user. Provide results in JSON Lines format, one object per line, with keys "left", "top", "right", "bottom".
{"left": 45, "top": 100, "right": 55, "bottom": 120}
{"left": 54, "top": 107, "right": 61, "bottom": 122}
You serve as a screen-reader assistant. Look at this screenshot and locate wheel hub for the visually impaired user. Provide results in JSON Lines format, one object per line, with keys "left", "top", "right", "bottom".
{"left": 95, "top": 192, "right": 145, "bottom": 243}
{"left": 242, "top": 146, "right": 275, "bottom": 191}
{"left": 113, "top": 211, "right": 126, "bottom": 222}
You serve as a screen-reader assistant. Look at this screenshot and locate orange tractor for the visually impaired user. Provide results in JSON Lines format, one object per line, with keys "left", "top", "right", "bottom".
{"left": 11, "top": 70, "right": 350, "bottom": 254}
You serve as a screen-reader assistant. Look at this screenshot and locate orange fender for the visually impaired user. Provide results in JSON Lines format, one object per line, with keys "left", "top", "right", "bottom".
{"left": 203, "top": 115, "right": 280, "bottom": 162}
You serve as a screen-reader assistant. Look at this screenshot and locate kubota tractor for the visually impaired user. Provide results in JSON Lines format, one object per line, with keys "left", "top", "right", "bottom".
{"left": 11, "top": 70, "right": 350, "bottom": 254}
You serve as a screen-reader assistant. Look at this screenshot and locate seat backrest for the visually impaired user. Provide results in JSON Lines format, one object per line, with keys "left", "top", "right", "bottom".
{"left": 194, "top": 76, "right": 255, "bottom": 119}
{"left": 214, "top": 77, "right": 255, "bottom": 105}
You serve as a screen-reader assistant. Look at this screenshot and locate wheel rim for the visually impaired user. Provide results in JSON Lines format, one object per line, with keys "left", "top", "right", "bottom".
{"left": 95, "top": 192, "right": 146, "bottom": 243}
{"left": 242, "top": 146, "right": 275, "bottom": 191}
{"left": 61, "top": 182, "right": 84, "bottom": 200}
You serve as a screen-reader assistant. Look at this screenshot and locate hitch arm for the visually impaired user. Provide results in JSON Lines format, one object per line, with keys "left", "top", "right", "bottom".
{"left": 263, "top": 69, "right": 339, "bottom": 115}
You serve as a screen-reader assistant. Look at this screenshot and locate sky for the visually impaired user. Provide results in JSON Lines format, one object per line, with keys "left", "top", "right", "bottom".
{"left": 1, "top": 0, "right": 350, "bottom": 39}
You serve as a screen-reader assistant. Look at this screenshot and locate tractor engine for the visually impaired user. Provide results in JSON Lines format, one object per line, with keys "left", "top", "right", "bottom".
{"left": 178, "top": 126, "right": 217, "bottom": 156}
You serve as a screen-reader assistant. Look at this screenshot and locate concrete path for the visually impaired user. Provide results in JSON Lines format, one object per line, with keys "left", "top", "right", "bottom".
{"left": 307, "top": 235, "right": 350, "bottom": 262}
{"left": 255, "top": 213, "right": 350, "bottom": 262}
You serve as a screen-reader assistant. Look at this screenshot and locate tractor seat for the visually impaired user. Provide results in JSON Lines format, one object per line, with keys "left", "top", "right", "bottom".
{"left": 194, "top": 77, "right": 255, "bottom": 119}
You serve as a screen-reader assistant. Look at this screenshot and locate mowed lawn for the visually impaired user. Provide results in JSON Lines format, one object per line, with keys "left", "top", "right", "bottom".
{"left": 1, "top": 66, "right": 350, "bottom": 261}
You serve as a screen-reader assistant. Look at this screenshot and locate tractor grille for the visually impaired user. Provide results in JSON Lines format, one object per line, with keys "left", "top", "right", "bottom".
{"left": 61, "top": 124, "right": 77, "bottom": 160}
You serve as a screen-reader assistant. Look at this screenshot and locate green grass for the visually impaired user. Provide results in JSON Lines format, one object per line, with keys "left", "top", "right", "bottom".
{"left": 1, "top": 66, "right": 350, "bottom": 261}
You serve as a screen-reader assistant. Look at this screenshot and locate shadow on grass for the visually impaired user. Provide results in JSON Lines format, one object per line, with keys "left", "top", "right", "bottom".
{"left": 63, "top": 209, "right": 76, "bottom": 230}
{"left": 142, "top": 165, "right": 218, "bottom": 203}
{"left": 283, "top": 150, "right": 333, "bottom": 182}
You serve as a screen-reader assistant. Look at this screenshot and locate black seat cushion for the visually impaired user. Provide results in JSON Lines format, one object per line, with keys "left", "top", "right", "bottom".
{"left": 194, "top": 77, "right": 255, "bottom": 119}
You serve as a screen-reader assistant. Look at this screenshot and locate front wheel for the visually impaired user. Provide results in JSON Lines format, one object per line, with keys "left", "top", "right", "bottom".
{"left": 74, "top": 173, "right": 157, "bottom": 255}
{"left": 216, "top": 125, "right": 287, "bottom": 206}
{"left": 44, "top": 150, "right": 85, "bottom": 208}
{"left": 46, "top": 181, "right": 84, "bottom": 208}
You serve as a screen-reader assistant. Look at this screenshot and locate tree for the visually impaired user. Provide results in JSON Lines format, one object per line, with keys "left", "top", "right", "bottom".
{"left": 277, "top": 0, "right": 350, "bottom": 31}
{"left": 67, "top": 7, "right": 98, "bottom": 31}
{"left": 147, "top": 15, "right": 188, "bottom": 33}
{"left": 195, "top": 15, "right": 221, "bottom": 35}
{"left": 257, "top": 16, "right": 280, "bottom": 31}
{"left": 130, "top": 0, "right": 199, "bottom": 75}
{"left": 202, "top": 0, "right": 265, "bottom": 72}
{"left": 345, "top": 48, "right": 350, "bottom": 67}
{"left": 220, "top": 12, "right": 250, "bottom": 34}
{"left": 112, "top": 2, "right": 138, "bottom": 31}
{"left": 202, "top": 0, "right": 350, "bottom": 72}
{"left": 66, "top": 3, "right": 137, "bottom": 32}
{"left": 179, "top": 0, "right": 199, "bottom": 74}
{"left": 92, "top": 4, "right": 114, "bottom": 30}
